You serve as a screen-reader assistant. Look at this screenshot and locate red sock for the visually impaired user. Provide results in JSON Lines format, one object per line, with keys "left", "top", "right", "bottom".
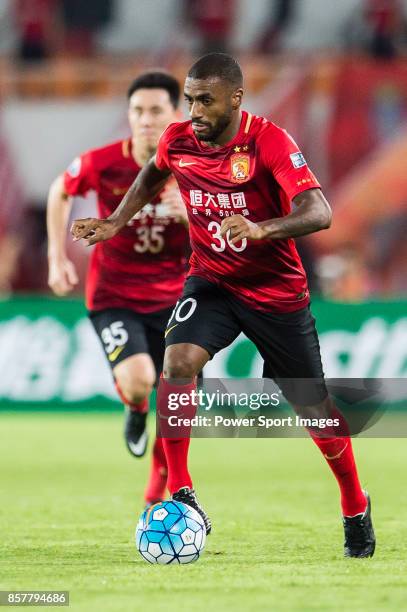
{"left": 114, "top": 381, "right": 149, "bottom": 414}
{"left": 157, "top": 375, "right": 196, "bottom": 495}
{"left": 144, "top": 437, "right": 168, "bottom": 504}
{"left": 311, "top": 435, "right": 367, "bottom": 516}
{"left": 162, "top": 438, "right": 192, "bottom": 494}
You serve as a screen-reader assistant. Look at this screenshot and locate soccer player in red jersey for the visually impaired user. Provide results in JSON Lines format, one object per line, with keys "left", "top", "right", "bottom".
{"left": 47, "top": 71, "right": 189, "bottom": 506}
{"left": 71, "top": 54, "right": 375, "bottom": 557}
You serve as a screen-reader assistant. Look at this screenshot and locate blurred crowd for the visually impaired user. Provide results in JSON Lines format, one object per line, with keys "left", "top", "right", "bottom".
{"left": 0, "top": 0, "right": 406, "bottom": 302}
{"left": 314, "top": 218, "right": 407, "bottom": 300}
{"left": 5, "top": 0, "right": 295, "bottom": 60}
{"left": 7, "top": 0, "right": 407, "bottom": 62}
{"left": 11, "top": 0, "right": 114, "bottom": 61}
{"left": 346, "top": 0, "right": 407, "bottom": 59}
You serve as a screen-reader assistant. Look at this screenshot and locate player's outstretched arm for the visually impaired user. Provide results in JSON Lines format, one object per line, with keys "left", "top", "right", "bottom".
{"left": 220, "top": 188, "right": 332, "bottom": 244}
{"left": 47, "top": 175, "right": 79, "bottom": 296}
{"left": 71, "top": 157, "right": 171, "bottom": 246}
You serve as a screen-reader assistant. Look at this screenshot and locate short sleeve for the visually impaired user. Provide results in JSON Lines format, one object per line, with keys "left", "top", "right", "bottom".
{"left": 63, "top": 151, "right": 97, "bottom": 197}
{"left": 155, "top": 123, "right": 176, "bottom": 171}
{"left": 260, "top": 127, "right": 321, "bottom": 201}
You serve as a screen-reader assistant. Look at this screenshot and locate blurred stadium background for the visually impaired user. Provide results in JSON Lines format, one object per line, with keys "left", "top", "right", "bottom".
{"left": 2, "top": 6, "right": 407, "bottom": 609}
{"left": 0, "top": 0, "right": 406, "bottom": 410}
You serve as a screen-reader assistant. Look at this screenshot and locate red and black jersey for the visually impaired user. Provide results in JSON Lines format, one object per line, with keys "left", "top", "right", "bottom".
{"left": 155, "top": 111, "right": 321, "bottom": 313}
{"left": 64, "top": 138, "right": 189, "bottom": 313}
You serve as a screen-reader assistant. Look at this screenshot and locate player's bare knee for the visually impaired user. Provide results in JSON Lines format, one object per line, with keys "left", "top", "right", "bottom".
{"left": 163, "top": 359, "right": 197, "bottom": 380}
{"left": 163, "top": 344, "right": 209, "bottom": 380}
{"left": 163, "top": 351, "right": 198, "bottom": 380}
{"left": 114, "top": 357, "right": 156, "bottom": 403}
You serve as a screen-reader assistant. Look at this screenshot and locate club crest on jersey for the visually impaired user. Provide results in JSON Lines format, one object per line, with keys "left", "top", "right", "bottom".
{"left": 230, "top": 153, "right": 250, "bottom": 183}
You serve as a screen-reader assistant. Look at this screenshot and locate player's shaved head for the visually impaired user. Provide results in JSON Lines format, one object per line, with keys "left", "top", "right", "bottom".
{"left": 187, "top": 53, "right": 243, "bottom": 90}
{"left": 185, "top": 54, "right": 244, "bottom": 145}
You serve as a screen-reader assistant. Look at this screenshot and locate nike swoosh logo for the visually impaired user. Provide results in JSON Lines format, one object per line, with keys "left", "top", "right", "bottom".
{"left": 165, "top": 323, "right": 178, "bottom": 338}
{"left": 324, "top": 442, "right": 348, "bottom": 460}
{"left": 179, "top": 159, "right": 197, "bottom": 167}
{"left": 108, "top": 345, "right": 125, "bottom": 362}
{"left": 127, "top": 431, "right": 148, "bottom": 457}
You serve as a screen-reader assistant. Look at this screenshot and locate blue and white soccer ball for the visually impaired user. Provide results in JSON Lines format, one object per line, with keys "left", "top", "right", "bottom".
{"left": 135, "top": 500, "right": 206, "bottom": 564}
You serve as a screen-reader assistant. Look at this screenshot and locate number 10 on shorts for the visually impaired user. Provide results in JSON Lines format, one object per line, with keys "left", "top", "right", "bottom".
{"left": 167, "top": 297, "right": 198, "bottom": 330}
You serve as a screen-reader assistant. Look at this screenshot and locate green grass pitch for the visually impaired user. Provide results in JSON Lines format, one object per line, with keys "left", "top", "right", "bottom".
{"left": 1, "top": 412, "right": 407, "bottom": 612}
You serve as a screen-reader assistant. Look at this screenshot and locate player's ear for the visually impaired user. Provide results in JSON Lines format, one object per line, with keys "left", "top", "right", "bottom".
{"left": 231, "top": 88, "right": 243, "bottom": 110}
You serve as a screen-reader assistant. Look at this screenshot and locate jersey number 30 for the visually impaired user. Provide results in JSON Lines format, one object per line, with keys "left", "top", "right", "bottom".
{"left": 208, "top": 221, "right": 247, "bottom": 253}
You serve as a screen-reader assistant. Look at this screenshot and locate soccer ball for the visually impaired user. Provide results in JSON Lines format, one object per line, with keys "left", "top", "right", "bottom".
{"left": 135, "top": 500, "right": 206, "bottom": 564}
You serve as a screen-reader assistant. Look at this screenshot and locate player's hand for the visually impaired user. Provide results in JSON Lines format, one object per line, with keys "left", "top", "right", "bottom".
{"left": 220, "top": 215, "right": 267, "bottom": 244}
{"left": 48, "top": 257, "right": 79, "bottom": 296}
{"left": 70, "top": 217, "right": 119, "bottom": 246}
{"left": 160, "top": 184, "right": 189, "bottom": 227}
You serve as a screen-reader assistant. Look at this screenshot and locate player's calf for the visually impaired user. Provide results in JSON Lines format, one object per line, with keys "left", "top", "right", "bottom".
{"left": 114, "top": 379, "right": 149, "bottom": 458}
{"left": 114, "top": 354, "right": 156, "bottom": 407}
{"left": 114, "top": 355, "right": 156, "bottom": 458}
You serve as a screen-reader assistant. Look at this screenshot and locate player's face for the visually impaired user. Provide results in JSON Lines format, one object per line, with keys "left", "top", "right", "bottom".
{"left": 184, "top": 77, "right": 241, "bottom": 142}
{"left": 128, "top": 88, "right": 177, "bottom": 150}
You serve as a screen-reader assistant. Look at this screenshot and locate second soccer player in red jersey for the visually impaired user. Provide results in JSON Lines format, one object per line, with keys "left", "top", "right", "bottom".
{"left": 47, "top": 71, "right": 189, "bottom": 506}
{"left": 71, "top": 54, "right": 375, "bottom": 558}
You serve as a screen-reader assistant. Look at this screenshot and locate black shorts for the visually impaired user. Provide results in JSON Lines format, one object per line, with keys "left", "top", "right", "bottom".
{"left": 89, "top": 306, "right": 173, "bottom": 376}
{"left": 165, "top": 276, "right": 327, "bottom": 405}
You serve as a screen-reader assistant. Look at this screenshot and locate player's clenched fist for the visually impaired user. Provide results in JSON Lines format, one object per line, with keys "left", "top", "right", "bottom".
{"left": 48, "top": 257, "right": 78, "bottom": 296}
{"left": 70, "top": 217, "right": 119, "bottom": 246}
{"left": 220, "top": 214, "right": 267, "bottom": 245}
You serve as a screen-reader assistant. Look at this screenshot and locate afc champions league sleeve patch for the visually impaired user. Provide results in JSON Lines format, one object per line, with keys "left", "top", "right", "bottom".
{"left": 67, "top": 156, "right": 82, "bottom": 178}
{"left": 290, "top": 152, "right": 307, "bottom": 169}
